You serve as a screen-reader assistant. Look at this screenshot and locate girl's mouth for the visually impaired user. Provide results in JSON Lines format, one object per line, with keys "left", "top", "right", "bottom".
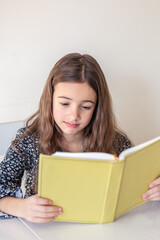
{"left": 64, "top": 122, "right": 79, "bottom": 128}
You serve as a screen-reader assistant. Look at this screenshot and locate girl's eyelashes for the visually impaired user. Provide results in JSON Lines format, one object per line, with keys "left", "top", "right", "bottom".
{"left": 81, "top": 106, "right": 91, "bottom": 110}
{"left": 60, "top": 102, "right": 69, "bottom": 106}
{"left": 59, "top": 102, "right": 92, "bottom": 110}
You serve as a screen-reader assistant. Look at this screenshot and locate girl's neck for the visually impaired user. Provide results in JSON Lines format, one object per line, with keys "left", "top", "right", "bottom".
{"left": 61, "top": 133, "right": 87, "bottom": 152}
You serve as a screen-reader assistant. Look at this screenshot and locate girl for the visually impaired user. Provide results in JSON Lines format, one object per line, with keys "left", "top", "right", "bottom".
{"left": 0, "top": 53, "right": 159, "bottom": 223}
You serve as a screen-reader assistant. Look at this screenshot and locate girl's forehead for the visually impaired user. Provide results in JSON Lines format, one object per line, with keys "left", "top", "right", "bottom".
{"left": 54, "top": 82, "right": 97, "bottom": 101}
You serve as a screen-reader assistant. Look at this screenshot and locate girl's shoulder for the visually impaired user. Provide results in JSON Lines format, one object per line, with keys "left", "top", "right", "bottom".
{"left": 13, "top": 127, "right": 39, "bottom": 154}
{"left": 15, "top": 127, "right": 27, "bottom": 137}
{"left": 15, "top": 127, "right": 37, "bottom": 140}
{"left": 113, "top": 131, "right": 132, "bottom": 156}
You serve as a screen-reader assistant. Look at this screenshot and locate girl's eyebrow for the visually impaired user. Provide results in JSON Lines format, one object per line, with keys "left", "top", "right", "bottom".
{"left": 58, "top": 96, "right": 95, "bottom": 104}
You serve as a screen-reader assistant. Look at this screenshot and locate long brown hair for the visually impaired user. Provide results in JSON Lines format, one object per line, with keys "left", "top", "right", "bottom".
{"left": 13, "top": 53, "right": 122, "bottom": 154}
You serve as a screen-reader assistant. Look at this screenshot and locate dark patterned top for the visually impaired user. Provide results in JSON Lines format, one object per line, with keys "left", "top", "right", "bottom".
{"left": 0, "top": 128, "right": 131, "bottom": 219}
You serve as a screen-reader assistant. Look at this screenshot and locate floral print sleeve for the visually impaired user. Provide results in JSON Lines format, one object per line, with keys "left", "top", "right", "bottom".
{"left": 0, "top": 128, "right": 32, "bottom": 219}
{"left": 113, "top": 132, "right": 132, "bottom": 156}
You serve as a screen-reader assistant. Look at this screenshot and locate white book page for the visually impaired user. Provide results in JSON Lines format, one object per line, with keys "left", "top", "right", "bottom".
{"left": 52, "top": 151, "right": 115, "bottom": 161}
{"left": 119, "top": 136, "right": 160, "bottom": 160}
{"left": 52, "top": 136, "right": 160, "bottom": 162}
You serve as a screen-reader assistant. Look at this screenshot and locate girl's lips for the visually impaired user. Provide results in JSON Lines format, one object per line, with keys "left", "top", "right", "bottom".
{"left": 64, "top": 122, "right": 79, "bottom": 128}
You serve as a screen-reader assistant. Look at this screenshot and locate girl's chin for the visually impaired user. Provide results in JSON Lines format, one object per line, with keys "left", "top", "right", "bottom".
{"left": 62, "top": 129, "right": 84, "bottom": 137}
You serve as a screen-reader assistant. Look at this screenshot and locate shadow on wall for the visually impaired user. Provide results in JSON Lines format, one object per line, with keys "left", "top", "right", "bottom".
{"left": 113, "top": 76, "right": 159, "bottom": 144}
{"left": 0, "top": 121, "right": 25, "bottom": 155}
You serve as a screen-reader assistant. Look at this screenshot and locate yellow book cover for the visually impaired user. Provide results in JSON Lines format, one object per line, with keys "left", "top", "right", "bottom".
{"left": 38, "top": 136, "right": 160, "bottom": 223}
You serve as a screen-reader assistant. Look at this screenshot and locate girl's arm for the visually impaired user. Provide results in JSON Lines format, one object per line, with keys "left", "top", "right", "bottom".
{"left": 0, "top": 194, "right": 63, "bottom": 223}
{"left": 142, "top": 177, "right": 160, "bottom": 201}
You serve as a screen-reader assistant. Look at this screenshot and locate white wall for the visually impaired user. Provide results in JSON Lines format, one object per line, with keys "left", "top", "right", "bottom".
{"left": 0, "top": 0, "right": 160, "bottom": 144}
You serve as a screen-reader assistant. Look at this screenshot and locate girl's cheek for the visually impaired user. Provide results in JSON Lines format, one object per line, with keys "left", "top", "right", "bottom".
{"left": 55, "top": 108, "right": 66, "bottom": 119}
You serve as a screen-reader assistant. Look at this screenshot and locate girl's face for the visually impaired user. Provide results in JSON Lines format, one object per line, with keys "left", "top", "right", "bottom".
{"left": 53, "top": 82, "right": 97, "bottom": 139}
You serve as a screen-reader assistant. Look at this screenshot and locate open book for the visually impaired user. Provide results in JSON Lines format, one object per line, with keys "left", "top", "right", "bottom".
{"left": 38, "top": 136, "right": 160, "bottom": 224}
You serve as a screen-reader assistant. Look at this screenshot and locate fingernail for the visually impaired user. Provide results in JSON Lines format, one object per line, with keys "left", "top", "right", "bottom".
{"left": 143, "top": 197, "right": 148, "bottom": 201}
{"left": 58, "top": 208, "right": 63, "bottom": 214}
{"left": 142, "top": 195, "right": 147, "bottom": 200}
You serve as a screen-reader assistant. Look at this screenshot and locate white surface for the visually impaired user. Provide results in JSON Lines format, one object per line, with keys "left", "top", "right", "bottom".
{"left": 19, "top": 201, "right": 160, "bottom": 240}
{"left": 0, "top": 0, "right": 160, "bottom": 145}
{"left": 0, "top": 218, "right": 38, "bottom": 240}
{"left": 0, "top": 202, "right": 159, "bottom": 240}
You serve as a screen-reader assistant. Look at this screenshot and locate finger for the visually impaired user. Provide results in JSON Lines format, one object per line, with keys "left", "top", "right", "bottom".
{"left": 145, "top": 191, "right": 160, "bottom": 201}
{"left": 34, "top": 205, "right": 63, "bottom": 214}
{"left": 26, "top": 206, "right": 62, "bottom": 219}
{"left": 149, "top": 177, "right": 160, "bottom": 188}
{"left": 33, "top": 211, "right": 61, "bottom": 219}
{"left": 31, "top": 195, "right": 53, "bottom": 205}
{"left": 142, "top": 186, "right": 160, "bottom": 200}
{"left": 150, "top": 196, "right": 160, "bottom": 201}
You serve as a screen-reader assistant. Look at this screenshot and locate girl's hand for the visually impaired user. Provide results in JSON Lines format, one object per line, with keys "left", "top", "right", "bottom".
{"left": 21, "top": 194, "right": 63, "bottom": 223}
{"left": 142, "top": 177, "right": 160, "bottom": 201}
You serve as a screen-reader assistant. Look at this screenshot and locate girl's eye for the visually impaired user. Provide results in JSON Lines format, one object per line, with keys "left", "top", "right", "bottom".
{"left": 81, "top": 106, "right": 91, "bottom": 110}
{"left": 60, "top": 102, "right": 69, "bottom": 106}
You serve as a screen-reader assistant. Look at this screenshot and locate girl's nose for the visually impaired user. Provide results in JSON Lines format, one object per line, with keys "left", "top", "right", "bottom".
{"left": 69, "top": 107, "right": 80, "bottom": 121}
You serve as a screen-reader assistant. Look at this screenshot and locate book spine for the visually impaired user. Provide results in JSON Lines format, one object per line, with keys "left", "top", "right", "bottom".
{"left": 38, "top": 154, "right": 43, "bottom": 197}
{"left": 99, "top": 161, "right": 124, "bottom": 223}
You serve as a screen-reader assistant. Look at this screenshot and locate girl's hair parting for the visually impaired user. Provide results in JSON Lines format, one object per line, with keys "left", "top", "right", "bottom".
{"left": 12, "top": 53, "right": 124, "bottom": 155}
